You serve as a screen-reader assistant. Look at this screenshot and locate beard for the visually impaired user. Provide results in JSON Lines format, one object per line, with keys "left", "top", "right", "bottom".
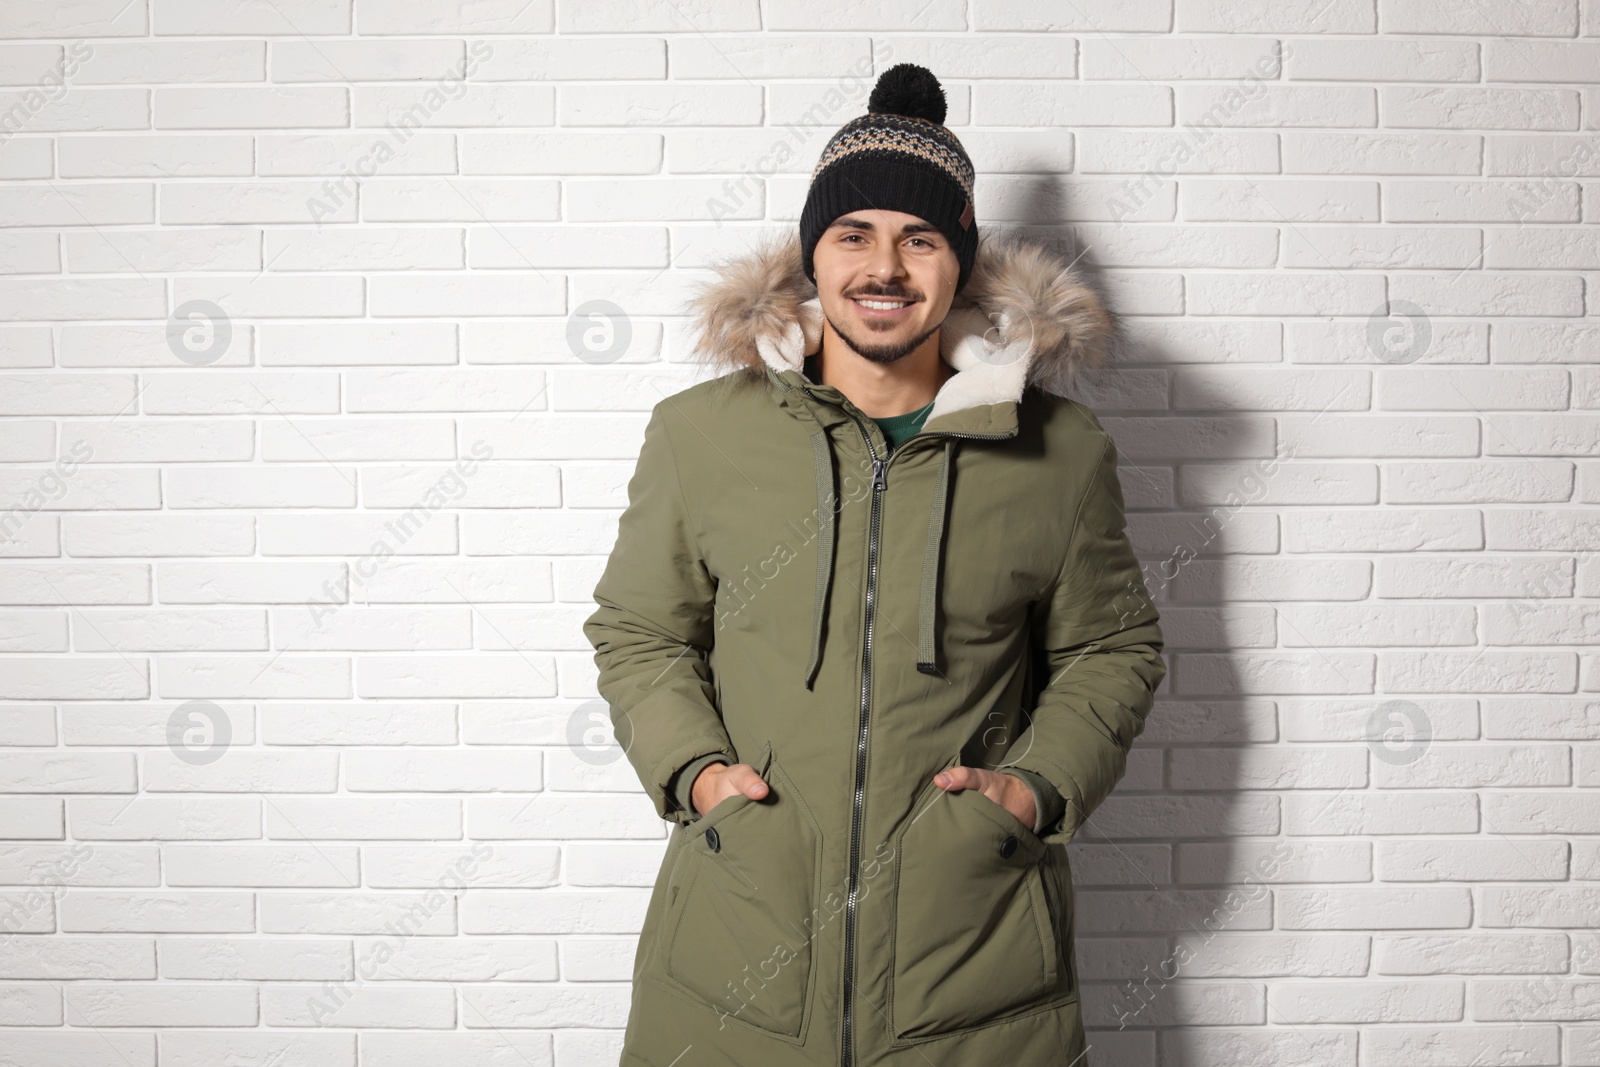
{"left": 824, "top": 309, "right": 942, "bottom": 366}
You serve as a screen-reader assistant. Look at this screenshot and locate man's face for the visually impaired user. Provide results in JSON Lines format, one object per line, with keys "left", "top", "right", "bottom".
{"left": 812, "top": 209, "right": 960, "bottom": 366}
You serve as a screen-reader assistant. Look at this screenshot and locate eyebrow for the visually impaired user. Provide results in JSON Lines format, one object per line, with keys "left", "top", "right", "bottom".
{"left": 829, "top": 217, "right": 943, "bottom": 238}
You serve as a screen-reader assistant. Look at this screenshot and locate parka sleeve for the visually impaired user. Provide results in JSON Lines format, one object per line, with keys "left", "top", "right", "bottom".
{"left": 582, "top": 402, "right": 737, "bottom": 826}
{"left": 1005, "top": 429, "right": 1168, "bottom": 846}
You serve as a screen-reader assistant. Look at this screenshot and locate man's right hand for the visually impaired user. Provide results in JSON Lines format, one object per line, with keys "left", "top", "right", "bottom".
{"left": 690, "top": 760, "right": 770, "bottom": 817}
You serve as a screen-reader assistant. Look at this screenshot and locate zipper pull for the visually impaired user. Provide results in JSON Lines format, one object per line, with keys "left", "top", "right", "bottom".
{"left": 872, "top": 456, "right": 887, "bottom": 492}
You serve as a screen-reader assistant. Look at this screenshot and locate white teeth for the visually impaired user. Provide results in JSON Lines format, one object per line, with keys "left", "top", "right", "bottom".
{"left": 856, "top": 298, "right": 909, "bottom": 310}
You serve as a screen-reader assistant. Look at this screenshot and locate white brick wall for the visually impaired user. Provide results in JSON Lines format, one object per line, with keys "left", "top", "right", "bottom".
{"left": 1, "top": 1, "right": 1598, "bottom": 1063}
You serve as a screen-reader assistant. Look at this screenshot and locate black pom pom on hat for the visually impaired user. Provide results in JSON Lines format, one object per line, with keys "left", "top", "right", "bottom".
{"left": 867, "top": 63, "right": 948, "bottom": 125}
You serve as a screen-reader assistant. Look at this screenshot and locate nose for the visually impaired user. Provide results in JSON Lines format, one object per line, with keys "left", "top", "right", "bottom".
{"left": 864, "top": 244, "right": 908, "bottom": 288}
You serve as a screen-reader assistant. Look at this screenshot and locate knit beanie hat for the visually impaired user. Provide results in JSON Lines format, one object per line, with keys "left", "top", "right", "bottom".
{"left": 799, "top": 64, "right": 979, "bottom": 294}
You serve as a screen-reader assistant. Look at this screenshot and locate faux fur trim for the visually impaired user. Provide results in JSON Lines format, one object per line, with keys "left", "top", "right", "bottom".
{"left": 684, "top": 229, "right": 1118, "bottom": 419}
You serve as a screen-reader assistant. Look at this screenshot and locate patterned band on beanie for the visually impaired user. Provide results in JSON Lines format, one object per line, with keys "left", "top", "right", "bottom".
{"left": 810, "top": 112, "right": 976, "bottom": 206}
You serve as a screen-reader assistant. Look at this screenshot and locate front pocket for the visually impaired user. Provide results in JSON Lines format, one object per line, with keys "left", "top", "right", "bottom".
{"left": 660, "top": 741, "right": 822, "bottom": 1041}
{"left": 891, "top": 753, "right": 1060, "bottom": 1039}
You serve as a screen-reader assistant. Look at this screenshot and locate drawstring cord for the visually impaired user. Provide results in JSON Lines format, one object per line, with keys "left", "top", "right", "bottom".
{"left": 803, "top": 429, "right": 836, "bottom": 690}
{"left": 916, "top": 438, "right": 956, "bottom": 676}
{"left": 802, "top": 429, "right": 957, "bottom": 689}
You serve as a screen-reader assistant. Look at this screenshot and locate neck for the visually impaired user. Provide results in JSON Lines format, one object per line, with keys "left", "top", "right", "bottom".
{"left": 812, "top": 327, "right": 956, "bottom": 419}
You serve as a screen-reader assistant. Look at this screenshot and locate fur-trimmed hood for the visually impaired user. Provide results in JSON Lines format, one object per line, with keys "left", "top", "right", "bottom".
{"left": 685, "top": 229, "right": 1120, "bottom": 422}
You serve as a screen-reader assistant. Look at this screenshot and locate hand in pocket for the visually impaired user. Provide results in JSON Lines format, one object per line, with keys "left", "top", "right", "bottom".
{"left": 933, "top": 763, "right": 1037, "bottom": 832}
{"left": 691, "top": 759, "right": 770, "bottom": 817}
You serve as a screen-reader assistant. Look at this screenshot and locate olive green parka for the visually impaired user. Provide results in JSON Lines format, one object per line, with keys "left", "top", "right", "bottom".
{"left": 583, "top": 229, "right": 1167, "bottom": 1067}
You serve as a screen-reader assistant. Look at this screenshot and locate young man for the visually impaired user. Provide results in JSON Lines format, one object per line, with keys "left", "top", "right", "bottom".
{"left": 584, "top": 64, "right": 1166, "bottom": 1067}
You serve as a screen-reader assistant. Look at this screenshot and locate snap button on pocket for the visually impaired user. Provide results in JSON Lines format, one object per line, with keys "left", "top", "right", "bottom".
{"left": 704, "top": 827, "right": 720, "bottom": 852}
{"left": 999, "top": 834, "right": 1019, "bottom": 859}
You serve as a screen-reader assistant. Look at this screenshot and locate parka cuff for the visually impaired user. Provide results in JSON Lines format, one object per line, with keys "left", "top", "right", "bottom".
{"left": 1007, "top": 760, "right": 1089, "bottom": 842}
{"left": 667, "top": 752, "right": 730, "bottom": 820}
{"left": 1005, "top": 766, "right": 1068, "bottom": 836}
{"left": 644, "top": 732, "right": 736, "bottom": 827}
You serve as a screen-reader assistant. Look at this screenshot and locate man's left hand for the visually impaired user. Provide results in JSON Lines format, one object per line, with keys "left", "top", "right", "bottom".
{"left": 933, "top": 764, "right": 1036, "bottom": 833}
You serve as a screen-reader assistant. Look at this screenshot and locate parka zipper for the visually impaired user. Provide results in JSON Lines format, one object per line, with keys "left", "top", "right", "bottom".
{"left": 839, "top": 413, "right": 879, "bottom": 1067}
{"left": 815, "top": 396, "right": 1009, "bottom": 1067}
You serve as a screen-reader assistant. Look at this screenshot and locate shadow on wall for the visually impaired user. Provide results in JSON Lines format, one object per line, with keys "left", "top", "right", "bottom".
{"left": 1006, "top": 173, "right": 1444, "bottom": 1065}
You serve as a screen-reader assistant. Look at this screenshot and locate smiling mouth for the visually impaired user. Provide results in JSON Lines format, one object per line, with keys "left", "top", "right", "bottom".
{"left": 851, "top": 295, "right": 918, "bottom": 316}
